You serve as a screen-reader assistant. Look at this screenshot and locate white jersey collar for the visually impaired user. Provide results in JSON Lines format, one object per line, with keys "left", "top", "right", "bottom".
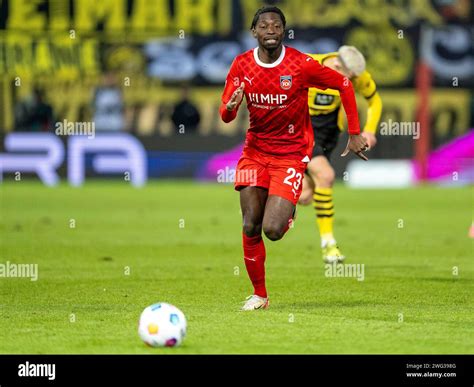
{"left": 253, "top": 45, "right": 286, "bottom": 68}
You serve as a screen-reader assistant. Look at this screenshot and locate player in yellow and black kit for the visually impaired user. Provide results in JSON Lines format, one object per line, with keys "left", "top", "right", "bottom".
{"left": 298, "top": 46, "right": 382, "bottom": 263}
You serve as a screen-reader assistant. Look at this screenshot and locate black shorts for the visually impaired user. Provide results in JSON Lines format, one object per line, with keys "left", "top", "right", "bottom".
{"left": 311, "top": 111, "right": 341, "bottom": 160}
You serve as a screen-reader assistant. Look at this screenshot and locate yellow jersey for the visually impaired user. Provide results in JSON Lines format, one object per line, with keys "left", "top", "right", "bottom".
{"left": 307, "top": 52, "right": 382, "bottom": 134}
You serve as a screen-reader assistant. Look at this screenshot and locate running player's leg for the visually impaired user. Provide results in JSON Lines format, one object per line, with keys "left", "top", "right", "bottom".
{"left": 235, "top": 149, "right": 271, "bottom": 309}
{"left": 262, "top": 195, "right": 295, "bottom": 241}
{"left": 240, "top": 186, "right": 267, "bottom": 237}
{"left": 308, "top": 155, "right": 335, "bottom": 190}
{"left": 239, "top": 187, "right": 270, "bottom": 309}
{"left": 262, "top": 158, "right": 306, "bottom": 241}
{"left": 307, "top": 155, "right": 336, "bottom": 237}
{"left": 306, "top": 117, "right": 344, "bottom": 261}
{"left": 298, "top": 172, "right": 315, "bottom": 206}
{"left": 307, "top": 155, "right": 344, "bottom": 262}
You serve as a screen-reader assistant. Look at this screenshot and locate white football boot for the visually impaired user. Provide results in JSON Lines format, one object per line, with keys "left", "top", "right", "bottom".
{"left": 241, "top": 295, "right": 269, "bottom": 311}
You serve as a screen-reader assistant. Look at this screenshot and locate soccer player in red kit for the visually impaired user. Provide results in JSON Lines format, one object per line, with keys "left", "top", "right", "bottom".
{"left": 220, "top": 6, "right": 369, "bottom": 310}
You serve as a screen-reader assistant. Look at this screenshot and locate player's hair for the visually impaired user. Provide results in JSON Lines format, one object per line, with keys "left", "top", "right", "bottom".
{"left": 338, "top": 46, "right": 366, "bottom": 77}
{"left": 250, "top": 6, "right": 286, "bottom": 30}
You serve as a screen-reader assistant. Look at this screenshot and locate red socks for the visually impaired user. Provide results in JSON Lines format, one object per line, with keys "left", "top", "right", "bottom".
{"left": 241, "top": 212, "right": 294, "bottom": 298}
{"left": 242, "top": 233, "right": 267, "bottom": 298}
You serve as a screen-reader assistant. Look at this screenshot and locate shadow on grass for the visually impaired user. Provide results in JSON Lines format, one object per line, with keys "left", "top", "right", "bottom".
{"left": 419, "top": 277, "right": 472, "bottom": 283}
{"left": 270, "top": 300, "right": 377, "bottom": 311}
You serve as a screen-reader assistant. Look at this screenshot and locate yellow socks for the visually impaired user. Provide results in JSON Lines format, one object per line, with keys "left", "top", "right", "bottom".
{"left": 313, "top": 187, "right": 335, "bottom": 247}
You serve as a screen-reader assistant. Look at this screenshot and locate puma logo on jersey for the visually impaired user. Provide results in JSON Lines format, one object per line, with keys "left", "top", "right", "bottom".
{"left": 248, "top": 93, "right": 288, "bottom": 105}
{"left": 244, "top": 76, "right": 254, "bottom": 85}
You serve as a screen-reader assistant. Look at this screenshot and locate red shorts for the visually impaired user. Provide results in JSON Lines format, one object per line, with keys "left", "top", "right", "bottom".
{"left": 234, "top": 147, "right": 307, "bottom": 205}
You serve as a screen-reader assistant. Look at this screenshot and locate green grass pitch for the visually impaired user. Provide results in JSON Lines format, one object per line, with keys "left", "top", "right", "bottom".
{"left": 0, "top": 181, "right": 472, "bottom": 354}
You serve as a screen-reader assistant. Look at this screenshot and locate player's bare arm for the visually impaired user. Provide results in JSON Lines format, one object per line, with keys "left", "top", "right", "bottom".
{"left": 361, "top": 131, "right": 377, "bottom": 149}
{"left": 226, "top": 82, "right": 245, "bottom": 111}
{"left": 341, "top": 134, "right": 370, "bottom": 161}
{"left": 302, "top": 58, "right": 369, "bottom": 160}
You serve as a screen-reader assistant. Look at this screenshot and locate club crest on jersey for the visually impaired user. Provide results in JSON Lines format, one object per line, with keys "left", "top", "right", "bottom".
{"left": 280, "top": 75, "right": 292, "bottom": 90}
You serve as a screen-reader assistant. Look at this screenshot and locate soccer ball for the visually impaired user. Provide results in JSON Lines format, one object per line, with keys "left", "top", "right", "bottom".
{"left": 138, "top": 303, "right": 187, "bottom": 347}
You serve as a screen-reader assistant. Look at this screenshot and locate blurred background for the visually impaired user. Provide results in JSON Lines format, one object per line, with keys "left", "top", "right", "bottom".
{"left": 0, "top": 0, "right": 472, "bottom": 186}
{"left": 0, "top": 0, "right": 473, "bottom": 357}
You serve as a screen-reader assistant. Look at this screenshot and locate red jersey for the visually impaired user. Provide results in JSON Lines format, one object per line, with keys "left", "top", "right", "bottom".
{"left": 220, "top": 45, "right": 360, "bottom": 161}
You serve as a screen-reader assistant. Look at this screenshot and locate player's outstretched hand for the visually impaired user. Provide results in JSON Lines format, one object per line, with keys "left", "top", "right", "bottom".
{"left": 361, "top": 131, "right": 377, "bottom": 150}
{"left": 226, "top": 82, "right": 245, "bottom": 111}
{"left": 341, "top": 134, "right": 369, "bottom": 161}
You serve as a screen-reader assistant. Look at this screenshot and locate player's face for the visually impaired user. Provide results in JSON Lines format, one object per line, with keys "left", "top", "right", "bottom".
{"left": 252, "top": 12, "right": 285, "bottom": 51}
